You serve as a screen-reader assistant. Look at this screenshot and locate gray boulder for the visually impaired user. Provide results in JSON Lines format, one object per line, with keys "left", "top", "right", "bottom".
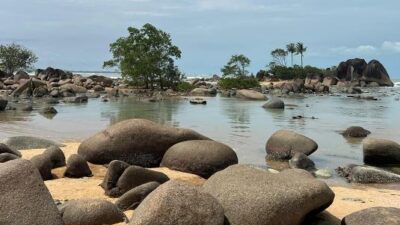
{"left": 43, "top": 145, "right": 66, "bottom": 168}
{"left": 363, "top": 138, "right": 400, "bottom": 165}
{"left": 30, "top": 154, "right": 54, "bottom": 180}
{"left": 2, "top": 136, "right": 65, "bottom": 150}
{"left": 0, "top": 143, "right": 21, "bottom": 157}
{"left": 14, "top": 70, "right": 30, "bottom": 81}
{"left": 342, "top": 207, "right": 400, "bottom": 225}
{"left": 189, "top": 88, "right": 216, "bottom": 97}
{"left": 60, "top": 199, "right": 126, "bottom": 225}
{"left": 129, "top": 180, "right": 225, "bottom": 225}
{"left": 237, "top": 89, "right": 267, "bottom": 100}
{"left": 78, "top": 119, "right": 209, "bottom": 166}
{"left": 262, "top": 98, "right": 285, "bottom": 109}
{"left": 100, "top": 160, "right": 131, "bottom": 191}
{"left": 108, "top": 165, "right": 169, "bottom": 197}
{"left": 342, "top": 126, "right": 371, "bottom": 138}
{"left": 266, "top": 130, "right": 318, "bottom": 160}
{"left": 0, "top": 152, "right": 20, "bottom": 163}
{"left": 0, "top": 159, "right": 64, "bottom": 225}
{"left": 289, "top": 152, "right": 316, "bottom": 171}
{"left": 64, "top": 154, "right": 92, "bottom": 178}
{"left": 160, "top": 140, "right": 238, "bottom": 178}
{"left": 337, "top": 164, "right": 400, "bottom": 183}
{"left": 115, "top": 181, "right": 160, "bottom": 211}
{"left": 203, "top": 165, "right": 334, "bottom": 225}
{"left": 63, "top": 95, "right": 88, "bottom": 103}
{"left": 0, "top": 98, "right": 8, "bottom": 111}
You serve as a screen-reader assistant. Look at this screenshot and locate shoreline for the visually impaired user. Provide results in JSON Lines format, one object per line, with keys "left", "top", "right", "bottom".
{"left": 20, "top": 142, "right": 400, "bottom": 225}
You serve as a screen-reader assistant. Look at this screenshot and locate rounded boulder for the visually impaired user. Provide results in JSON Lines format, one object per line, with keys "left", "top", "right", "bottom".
{"left": 160, "top": 140, "right": 238, "bottom": 178}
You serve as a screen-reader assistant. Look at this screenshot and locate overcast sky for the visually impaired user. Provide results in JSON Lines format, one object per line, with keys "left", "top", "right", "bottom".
{"left": 1, "top": 0, "right": 399, "bottom": 76}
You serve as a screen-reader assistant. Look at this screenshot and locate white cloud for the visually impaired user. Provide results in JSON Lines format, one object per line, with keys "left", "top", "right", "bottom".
{"left": 196, "top": 0, "right": 268, "bottom": 12}
{"left": 381, "top": 41, "right": 400, "bottom": 53}
{"left": 331, "top": 45, "right": 377, "bottom": 55}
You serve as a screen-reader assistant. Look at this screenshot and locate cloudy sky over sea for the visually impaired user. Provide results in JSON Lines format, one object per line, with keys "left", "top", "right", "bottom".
{"left": 1, "top": 0, "right": 399, "bottom": 76}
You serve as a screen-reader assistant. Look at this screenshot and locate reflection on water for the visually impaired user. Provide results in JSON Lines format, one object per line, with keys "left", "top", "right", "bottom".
{"left": 0, "top": 89, "right": 400, "bottom": 179}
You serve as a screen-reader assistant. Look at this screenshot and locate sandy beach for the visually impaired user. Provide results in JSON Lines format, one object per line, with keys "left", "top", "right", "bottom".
{"left": 19, "top": 142, "right": 400, "bottom": 225}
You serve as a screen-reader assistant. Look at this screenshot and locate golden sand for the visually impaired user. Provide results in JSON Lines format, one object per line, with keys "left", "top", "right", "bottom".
{"left": 21, "top": 143, "right": 400, "bottom": 225}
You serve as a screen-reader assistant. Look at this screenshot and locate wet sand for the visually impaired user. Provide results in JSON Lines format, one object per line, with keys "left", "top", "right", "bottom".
{"left": 21, "top": 143, "right": 400, "bottom": 225}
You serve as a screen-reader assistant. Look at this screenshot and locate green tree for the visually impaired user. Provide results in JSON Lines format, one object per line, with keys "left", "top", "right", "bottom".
{"left": 104, "top": 23, "right": 182, "bottom": 89}
{"left": 0, "top": 43, "right": 38, "bottom": 75}
{"left": 295, "top": 42, "right": 307, "bottom": 67}
{"left": 270, "top": 48, "right": 288, "bottom": 67}
{"left": 221, "top": 54, "right": 251, "bottom": 77}
{"left": 286, "top": 43, "right": 296, "bottom": 67}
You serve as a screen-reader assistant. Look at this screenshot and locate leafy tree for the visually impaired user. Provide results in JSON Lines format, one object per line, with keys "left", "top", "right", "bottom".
{"left": 104, "top": 23, "right": 181, "bottom": 89}
{"left": 270, "top": 48, "right": 288, "bottom": 67}
{"left": 0, "top": 43, "right": 38, "bottom": 75}
{"left": 295, "top": 42, "right": 307, "bottom": 67}
{"left": 286, "top": 43, "right": 296, "bottom": 67}
{"left": 221, "top": 54, "right": 251, "bottom": 77}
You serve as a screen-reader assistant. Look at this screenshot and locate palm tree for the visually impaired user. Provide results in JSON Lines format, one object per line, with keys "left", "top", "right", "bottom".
{"left": 286, "top": 43, "right": 296, "bottom": 67}
{"left": 295, "top": 42, "right": 307, "bottom": 67}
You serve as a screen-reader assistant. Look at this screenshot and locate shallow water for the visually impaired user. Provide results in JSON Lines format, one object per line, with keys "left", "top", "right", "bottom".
{"left": 1, "top": 87, "right": 400, "bottom": 184}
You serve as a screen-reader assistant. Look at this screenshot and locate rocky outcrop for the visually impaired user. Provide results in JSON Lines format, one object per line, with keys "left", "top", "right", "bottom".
{"left": 336, "top": 58, "right": 393, "bottom": 86}
{"left": 363, "top": 138, "right": 400, "bottom": 165}
{"left": 266, "top": 130, "right": 318, "bottom": 160}
{"left": 0, "top": 159, "right": 64, "bottom": 225}
{"left": 129, "top": 180, "right": 225, "bottom": 225}
{"left": 78, "top": 119, "right": 209, "bottom": 166}
{"left": 203, "top": 165, "right": 335, "bottom": 225}
{"left": 160, "top": 140, "right": 238, "bottom": 178}
{"left": 60, "top": 199, "right": 126, "bottom": 225}
{"left": 236, "top": 89, "right": 267, "bottom": 100}
{"left": 342, "top": 207, "right": 400, "bottom": 225}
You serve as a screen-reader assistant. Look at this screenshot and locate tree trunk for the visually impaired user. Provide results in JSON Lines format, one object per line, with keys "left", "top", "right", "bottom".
{"left": 291, "top": 53, "right": 293, "bottom": 67}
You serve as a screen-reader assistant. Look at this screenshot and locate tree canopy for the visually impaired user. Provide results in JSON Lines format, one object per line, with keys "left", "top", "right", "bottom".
{"left": 0, "top": 43, "right": 38, "bottom": 75}
{"left": 270, "top": 48, "right": 288, "bottom": 67}
{"left": 104, "top": 23, "right": 182, "bottom": 89}
{"left": 295, "top": 42, "right": 307, "bottom": 67}
{"left": 221, "top": 54, "right": 251, "bottom": 77}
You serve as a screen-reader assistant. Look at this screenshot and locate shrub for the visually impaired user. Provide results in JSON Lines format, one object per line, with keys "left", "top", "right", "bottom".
{"left": 270, "top": 65, "right": 324, "bottom": 80}
{"left": 176, "top": 81, "right": 194, "bottom": 92}
{"left": 218, "top": 76, "right": 259, "bottom": 89}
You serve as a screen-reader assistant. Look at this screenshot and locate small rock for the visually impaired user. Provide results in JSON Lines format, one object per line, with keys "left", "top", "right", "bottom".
{"left": 64, "top": 154, "right": 93, "bottom": 178}
{"left": 342, "top": 207, "right": 400, "bottom": 225}
{"left": 115, "top": 181, "right": 160, "bottom": 211}
{"left": 342, "top": 126, "right": 371, "bottom": 138}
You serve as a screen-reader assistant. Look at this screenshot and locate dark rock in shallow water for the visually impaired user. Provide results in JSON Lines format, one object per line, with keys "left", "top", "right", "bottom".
{"left": 60, "top": 199, "right": 125, "bottom": 225}
{"left": 336, "top": 164, "right": 400, "bottom": 183}
{"left": 0, "top": 98, "right": 8, "bottom": 111}
{"left": 289, "top": 152, "right": 316, "bottom": 171}
{"left": 0, "top": 143, "right": 21, "bottom": 156}
{"left": 2, "top": 136, "right": 65, "bottom": 150}
{"left": 63, "top": 95, "right": 88, "bottom": 103}
{"left": 128, "top": 180, "right": 224, "bottom": 225}
{"left": 342, "top": 126, "right": 371, "bottom": 138}
{"left": 42, "top": 106, "right": 58, "bottom": 114}
{"left": 100, "top": 160, "right": 131, "bottom": 191}
{"left": 203, "top": 165, "right": 335, "bottom": 225}
{"left": 43, "top": 145, "right": 66, "bottom": 168}
{"left": 363, "top": 138, "right": 400, "bottom": 166}
{"left": 109, "top": 165, "right": 169, "bottom": 197}
{"left": 266, "top": 129, "right": 318, "bottom": 160}
{"left": 160, "top": 140, "right": 238, "bottom": 178}
{"left": 115, "top": 181, "right": 160, "bottom": 211}
{"left": 262, "top": 98, "right": 285, "bottom": 109}
{"left": 0, "top": 159, "right": 64, "bottom": 225}
{"left": 342, "top": 207, "right": 400, "bottom": 225}
{"left": 78, "top": 119, "right": 209, "bottom": 167}
{"left": 64, "top": 154, "right": 92, "bottom": 178}
{"left": 0, "top": 152, "right": 20, "bottom": 163}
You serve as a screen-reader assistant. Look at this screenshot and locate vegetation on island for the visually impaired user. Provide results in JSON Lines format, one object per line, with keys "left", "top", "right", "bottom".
{"left": 104, "top": 23, "right": 183, "bottom": 90}
{"left": 219, "top": 54, "right": 259, "bottom": 89}
{"left": 0, "top": 43, "right": 38, "bottom": 75}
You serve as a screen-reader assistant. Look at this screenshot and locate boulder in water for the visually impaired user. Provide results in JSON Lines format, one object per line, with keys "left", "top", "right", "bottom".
{"left": 363, "top": 138, "right": 400, "bottom": 166}
{"left": 262, "top": 98, "right": 285, "bottom": 109}
{"left": 337, "top": 164, "right": 400, "bottom": 183}
{"left": 342, "top": 126, "right": 371, "bottom": 138}
{"left": 236, "top": 89, "right": 267, "bottom": 100}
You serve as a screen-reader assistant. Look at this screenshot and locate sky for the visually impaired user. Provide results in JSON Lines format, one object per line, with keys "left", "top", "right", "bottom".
{"left": 1, "top": 0, "right": 399, "bottom": 77}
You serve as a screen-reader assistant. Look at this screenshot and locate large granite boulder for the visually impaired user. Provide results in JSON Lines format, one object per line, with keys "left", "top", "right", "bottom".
{"left": 14, "top": 70, "right": 30, "bottom": 81}
{"left": 115, "top": 181, "right": 160, "bottom": 211}
{"left": 87, "top": 75, "right": 114, "bottom": 87}
{"left": 78, "top": 119, "right": 209, "bottom": 166}
{"left": 189, "top": 88, "right": 216, "bottom": 96}
{"left": 363, "top": 138, "right": 400, "bottom": 165}
{"left": 266, "top": 130, "right": 318, "bottom": 160}
{"left": 0, "top": 159, "right": 64, "bottom": 225}
{"left": 129, "top": 180, "right": 225, "bottom": 225}
{"left": 203, "top": 165, "right": 334, "bottom": 225}
{"left": 36, "top": 67, "right": 72, "bottom": 81}
{"left": 236, "top": 89, "right": 267, "bottom": 100}
{"left": 60, "top": 199, "right": 125, "bottom": 225}
{"left": 100, "top": 160, "right": 131, "bottom": 191}
{"left": 262, "top": 98, "right": 285, "bottom": 109}
{"left": 11, "top": 78, "right": 47, "bottom": 97}
{"left": 363, "top": 60, "right": 394, "bottom": 86}
{"left": 43, "top": 145, "right": 66, "bottom": 168}
{"left": 342, "top": 207, "right": 400, "bottom": 225}
{"left": 160, "top": 140, "right": 238, "bottom": 178}
{"left": 2, "top": 136, "right": 65, "bottom": 150}
{"left": 337, "top": 58, "right": 367, "bottom": 81}
{"left": 337, "top": 164, "right": 400, "bottom": 183}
